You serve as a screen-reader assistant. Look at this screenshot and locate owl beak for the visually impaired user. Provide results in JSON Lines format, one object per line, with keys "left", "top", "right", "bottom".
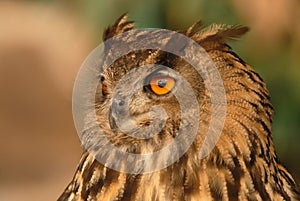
{"left": 109, "top": 98, "right": 127, "bottom": 133}
{"left": 109, "top": 108, "right": 117, "bottom": 132}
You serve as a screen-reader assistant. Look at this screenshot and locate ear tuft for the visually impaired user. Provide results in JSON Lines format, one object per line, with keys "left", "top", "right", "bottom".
{"left": 185, "top": 21, "right": 204, "bottom": 37}
{"left": 103, "top": 14, "right": 135, "bottom": 41}
{"left": 188, "top": 23, "right": 249, "bottom": 44}
{"left": 206, "top": 25, "right": 249, "bottom": 42}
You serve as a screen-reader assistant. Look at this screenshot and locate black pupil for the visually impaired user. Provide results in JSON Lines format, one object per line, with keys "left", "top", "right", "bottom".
{"left": 157, "top": 79, "right": 167, "bottom": 88}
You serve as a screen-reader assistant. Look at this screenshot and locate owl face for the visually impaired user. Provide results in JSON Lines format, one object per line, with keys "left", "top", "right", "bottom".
{"left": 74, "top": 26, "right": 233, "bottom": 173}
{"left": 96, "top": 50, "right": 204, "bottom": 153}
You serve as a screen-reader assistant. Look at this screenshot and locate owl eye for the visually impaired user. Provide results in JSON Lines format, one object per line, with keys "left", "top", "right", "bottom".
{"left": 149, "top": 76, "right": 175, "bottom": 95}
{"left": 102, "top": 83, "right": 108, "bottom": 95}
{"left": 100, "top": 75, "right": 108, "bottom": 95}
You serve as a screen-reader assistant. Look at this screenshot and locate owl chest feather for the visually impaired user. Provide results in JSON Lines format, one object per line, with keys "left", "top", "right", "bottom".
{"left": 58, "top": 148, "right": 298, "bottom": 201}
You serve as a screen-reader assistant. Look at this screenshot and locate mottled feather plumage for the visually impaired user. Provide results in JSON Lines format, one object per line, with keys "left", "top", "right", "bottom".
{"left": 58, "top": 15, "right": 300, "bottom": 201}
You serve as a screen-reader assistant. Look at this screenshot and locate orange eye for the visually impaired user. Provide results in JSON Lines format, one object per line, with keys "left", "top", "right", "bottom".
{"left": 102, "top": 83, "right": 108, "bottom": 95}
{"left": 149, "top": 76, "right": 175, "bottom": 95}
{"left": 100, "top": 76, "right": 108, "bottom": 95}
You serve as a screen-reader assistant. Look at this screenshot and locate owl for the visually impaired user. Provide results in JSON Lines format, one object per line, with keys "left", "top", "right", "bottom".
{"left": 58, "top": 15, "right": 300, "bottom": 201}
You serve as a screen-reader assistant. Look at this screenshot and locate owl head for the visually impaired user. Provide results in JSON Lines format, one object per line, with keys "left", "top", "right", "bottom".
{"left": 73, "top": 14, "right": 272, "bottom": 174}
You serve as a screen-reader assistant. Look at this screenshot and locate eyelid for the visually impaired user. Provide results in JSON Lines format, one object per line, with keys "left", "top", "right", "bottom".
{"left": 152, "top": 69, "right": 175, "bottom": 77}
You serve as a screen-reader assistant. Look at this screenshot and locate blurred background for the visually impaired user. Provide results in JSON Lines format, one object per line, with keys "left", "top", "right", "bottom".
{"left": 0, "top": 0, "right": 299, "bottom": 200}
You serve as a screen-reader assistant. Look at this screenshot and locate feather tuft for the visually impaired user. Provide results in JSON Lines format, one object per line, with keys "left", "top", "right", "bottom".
{"left": 103, "top": 14, "right": 135, "bottom": 41}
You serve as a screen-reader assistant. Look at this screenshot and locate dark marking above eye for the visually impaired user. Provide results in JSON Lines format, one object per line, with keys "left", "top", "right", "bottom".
{"left": 100, "top": 74, "right": 105, "bottom": 82}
